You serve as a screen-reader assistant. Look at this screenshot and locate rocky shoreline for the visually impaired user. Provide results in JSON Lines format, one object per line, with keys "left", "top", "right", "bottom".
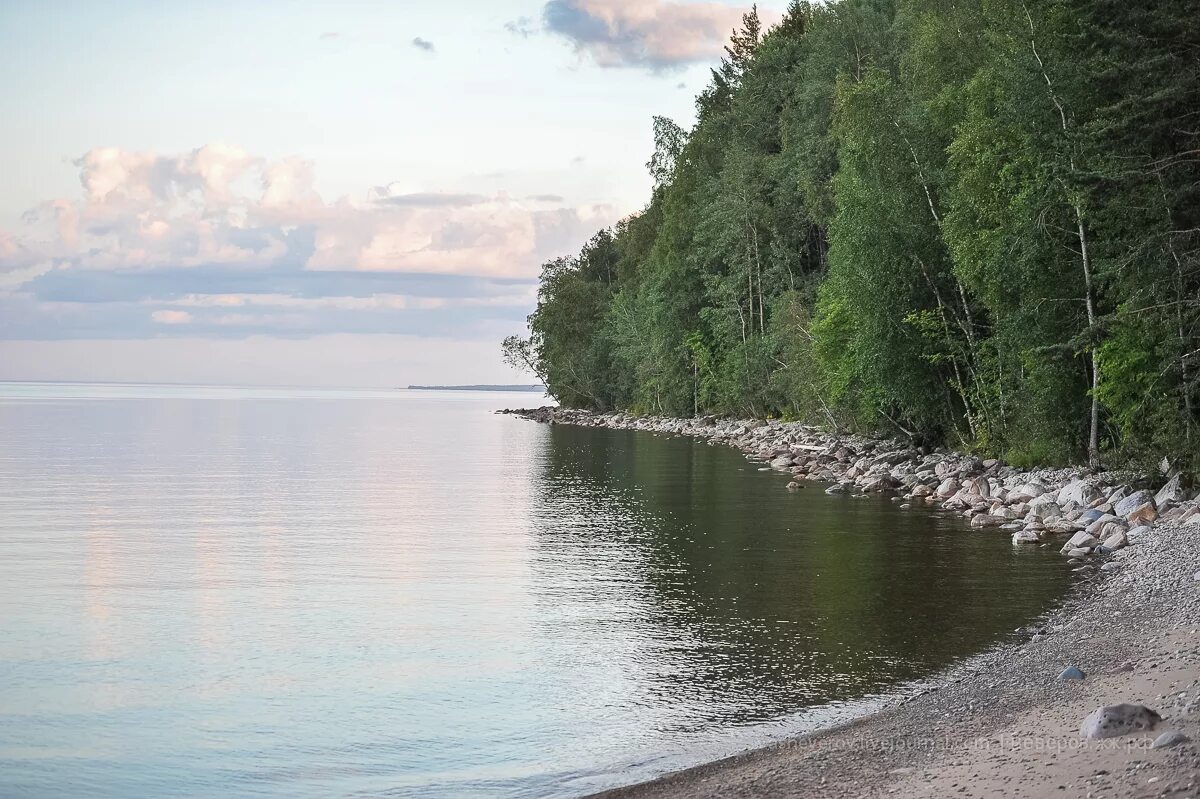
{"left": 504, "top": 406, "right": 1200, "bottom": 797}
{"left": 505, "top": 406, "right": 1200, "bottom": 563}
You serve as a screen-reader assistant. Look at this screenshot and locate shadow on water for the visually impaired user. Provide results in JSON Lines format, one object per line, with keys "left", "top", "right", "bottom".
{"left": 526, "top": 423, "right": 1074, "bottom": 733}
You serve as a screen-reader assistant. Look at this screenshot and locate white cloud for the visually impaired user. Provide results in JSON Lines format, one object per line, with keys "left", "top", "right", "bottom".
{"left": 7, "top": 143, "right": 618, "bottom": 281}
{"left": 150, "top": 310, "right": 193, "bottom": 325}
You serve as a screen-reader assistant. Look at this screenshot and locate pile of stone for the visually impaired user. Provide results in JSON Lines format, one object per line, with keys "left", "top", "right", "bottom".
{"left": 505, "top": 407, "right": 1199, "bottom": 558}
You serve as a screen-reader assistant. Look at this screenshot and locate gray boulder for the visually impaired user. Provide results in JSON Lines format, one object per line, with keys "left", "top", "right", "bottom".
{"left": 1151, "top": 731, "right": 1189, "bottom": 749}
{"left": 1085, "top": 515, "right": 1119, "bottom": 535}
{"left": 1113, "top": 490, "right": 1155, "bottom": 517}
{"left": 1059, "top": 478, "right": 1104, "bottom": 508}
{"left": 1101, "top": 530, "right": 1128, "bottom": 549}
{"left": 1155, "top": 474, "right": 1188, "bottom": 506}
{"left": 1012, "top": 529, "right": 1041, "bottom": 545}
{"left": 1010, "top": 481, "right": 1048, "bottom": 502}
{"left": 1028, "top": 501, "right": 1062, "bottom": 520}
{"left": 1080, "top": 704, "right": 1161, "bottom": 739}
{"left": 1063, "top": 531, "right": 1099, "bottom": 550}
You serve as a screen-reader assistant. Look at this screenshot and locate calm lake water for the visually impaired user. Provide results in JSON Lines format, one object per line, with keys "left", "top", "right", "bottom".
{"left": 0, "top": 383, "right": 1073, "bottom": 798}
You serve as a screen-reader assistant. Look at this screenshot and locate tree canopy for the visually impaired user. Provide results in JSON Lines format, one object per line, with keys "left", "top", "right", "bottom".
{"left": 505, "top": 0, "right": 1200, "bottom": 471}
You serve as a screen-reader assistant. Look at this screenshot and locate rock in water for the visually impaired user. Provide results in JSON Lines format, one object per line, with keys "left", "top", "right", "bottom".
{"left": 1058, "top": 666, "right": 1086, "bottom": 681}
{"left": 1151, "top": 731, "right": 1189, "bottom": 749}
{"left": 1080, "top": 704, "right": 1161, "bottom": 739}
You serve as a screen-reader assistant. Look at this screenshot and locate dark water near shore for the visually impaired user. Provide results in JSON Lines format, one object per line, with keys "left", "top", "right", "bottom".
{"left": 0, "top": 383, "right": 1072, "bottom": 798}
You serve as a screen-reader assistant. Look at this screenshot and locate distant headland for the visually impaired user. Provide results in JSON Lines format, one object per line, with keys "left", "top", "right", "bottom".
{"left": 406, "top": 385, "right": 545, "bottom": 392}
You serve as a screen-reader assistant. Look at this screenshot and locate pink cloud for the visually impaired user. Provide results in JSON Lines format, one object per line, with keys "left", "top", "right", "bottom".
{"left": 150, "top": 310, "right": 193, "bottom": 325}
{"left": 4, "top": 144, "right": 620, "bottom": 281}
{"left": 542, "top": 0, "right": 779, "bottom": 70}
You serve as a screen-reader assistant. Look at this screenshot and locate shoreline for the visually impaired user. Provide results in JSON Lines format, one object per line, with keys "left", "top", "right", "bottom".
{"left": 506, "top": 407, "right": 1200, "bottom": 798}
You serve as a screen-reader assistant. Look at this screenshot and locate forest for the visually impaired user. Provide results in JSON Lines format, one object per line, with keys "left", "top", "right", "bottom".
{"left": 503, "top": 0, "right": 1200, "bottom": 470}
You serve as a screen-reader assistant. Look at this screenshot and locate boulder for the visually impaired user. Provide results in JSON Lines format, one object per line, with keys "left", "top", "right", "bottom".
{"left": 1059, "top": 478, "right": 1104, "bottom": 507}
{"left": 1102, "top": 530, "right": 1128, "bottom": 550}
{"left": 965, "top": 476, "right": 991, "bottom": 498}
{"left": 770, "top": 456, "right": 794, "bottom": 469}
{"left": 936, "top": 478, "right": 959, "bottom": 498}
{"left": 1027, "top": 501, "right": 1063, "bottom": 521}
{"left": 1067, "top": 547, "right": 1092, "bottom": 557}
{"left": 861, "top": 476, "right": 895, "bottom": 493}
{"left": 1113, "top": 490, "right": 1155, "bottom": 517}
{"left": 1012, "top": 528, "right": 1042, "bottom": 545}
{"left": 1125, "top": 502, "right": 1158, "bottom": 525}
{"left": 1058, "top": 666, "right": 1086, "bottom": 681}
{"left": 1010, "top": 481, "right": 1048, "bottom": 502}
{"left": 1028, "top": 492, "right": 1059, "bottom": 510}
{"left": 875, "top": 449, "right": 917, "bottom": 466}
{"left": 1062, "top": 531, "right": 1099, "bottom": 552}
{"left": 970, "top": 514, "right": 1006, "bottom": 529}
{"left": 1151, "top": 731, "right": 1189, "bottom": 749}
{"left": 1085, "top": 515, "right": 1120, "bottom": 535}
{"left": 1099, "top": 521, "right": 1127, "bottom": 538}
{"left": 1155, "top": 474, "right": 1187, "bottom": 506}
{"left": 825, "top": 483, "right": 848, "bottom": 495}
{"left": 1080, "top": 704, "right": 1161, "bottom": 740}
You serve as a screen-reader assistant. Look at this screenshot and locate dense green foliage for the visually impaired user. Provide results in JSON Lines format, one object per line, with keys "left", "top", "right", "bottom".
{"left": 504, "top": 0, "right": 1200, "bottom": 469}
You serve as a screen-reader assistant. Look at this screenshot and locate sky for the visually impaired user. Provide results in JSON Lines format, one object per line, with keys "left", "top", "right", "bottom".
{"left": 0, "top": 0, "right": 778, "bottom": 387}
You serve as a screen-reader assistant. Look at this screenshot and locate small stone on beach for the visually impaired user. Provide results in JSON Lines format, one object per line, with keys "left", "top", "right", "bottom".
{"left": 1151, "top": 731, "right": 1189, "bottom": 749}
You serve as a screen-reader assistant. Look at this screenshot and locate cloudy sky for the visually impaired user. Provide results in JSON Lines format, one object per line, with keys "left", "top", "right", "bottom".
{"left": 0, "top": 0, "right": 775, "bottom": 387}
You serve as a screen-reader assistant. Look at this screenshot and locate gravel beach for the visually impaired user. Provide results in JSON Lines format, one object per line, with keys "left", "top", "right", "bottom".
{"left": 508, "top": 407, "right": 1200, "bottom": 798}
